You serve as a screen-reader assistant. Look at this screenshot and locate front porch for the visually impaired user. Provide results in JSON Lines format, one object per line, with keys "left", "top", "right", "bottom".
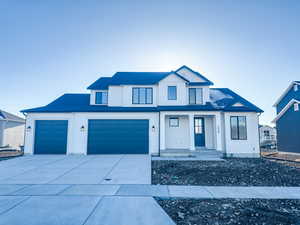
{"left": 159, "top": 111, "right": 224, "bottom": 157}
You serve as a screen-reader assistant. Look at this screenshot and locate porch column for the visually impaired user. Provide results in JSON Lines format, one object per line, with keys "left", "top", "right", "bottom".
{"left": 189, "top": 114, "right": 195, "bottom": 151}
{"left": 215, "top": 112, "right": 223, "bottom": 151}
{"left": 160, "top": 113, "right": 166, "bottom": 150}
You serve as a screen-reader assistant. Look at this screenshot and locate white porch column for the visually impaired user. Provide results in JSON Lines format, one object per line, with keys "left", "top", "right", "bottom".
{"left": 215, "top": 112, "right": 223, "bottom": 151}
{"left": 189, "top": 114, "right": 195, "bottom": 151}
{"left": 160, "top": 113, "right": 166, "bottom": 150}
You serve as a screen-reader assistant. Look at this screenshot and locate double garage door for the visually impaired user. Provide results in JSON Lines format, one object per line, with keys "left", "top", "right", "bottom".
{"left": 34, "top": 119, "right": 149, "bottom": 154}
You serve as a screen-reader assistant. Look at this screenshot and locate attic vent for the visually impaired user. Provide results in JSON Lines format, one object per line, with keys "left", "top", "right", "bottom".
{"left": 294, "top": 103, "right": 299, "bottom": 111}
{"left": 232, "top": 102, "right": 244, "bottom": 107}
{"left": 294, "top": 84, "right": 298, "bottom": 92}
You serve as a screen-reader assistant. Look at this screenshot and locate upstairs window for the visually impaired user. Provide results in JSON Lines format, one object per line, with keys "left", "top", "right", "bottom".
{"left": 189, "top": 88, "right": 203, "bottom": 104}
{"left": 168, "top": 86, "right": 177, "bottom": 100}
{"left": 132, "top": 87, "right": 153, "bottom": 104}
{"left": 294, "top": 84, "right": 298, "bottom": 92}
{"left": 230, "top": 116, "right": 247, "bottom": 140}
{"left": 294, "top": 103, "right": 299, "bottom": 111}
{"left": 95, "top": 92, "right": 108, "bottom": 104}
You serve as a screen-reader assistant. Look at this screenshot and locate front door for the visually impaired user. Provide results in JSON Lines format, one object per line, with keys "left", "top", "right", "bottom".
{"left": 194, "top": 117, "right": 205, "bottom": 147}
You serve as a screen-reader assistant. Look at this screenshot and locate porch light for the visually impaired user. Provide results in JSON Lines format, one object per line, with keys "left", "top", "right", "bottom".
{"left": 152, "top": 125, "right": 155, "bottom": 132}
{"left": 80, "top": 125, "right": 85, "bottom": 132}
{"left": 26, "top": 126, "right": 31, "bottom": 132}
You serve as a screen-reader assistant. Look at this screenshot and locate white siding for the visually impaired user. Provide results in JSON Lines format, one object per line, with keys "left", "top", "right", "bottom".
{"left": 108, "top": 86, "right": 123, "bottom": 106}
{"left": 2, "top": 121, "right": 24, "bottom": 149}
{"left": 165, "top": 116, "right": 190, "bottom": 149}
{"left": 158, "top": 74, "right": 187, "bottom": 105}
{"left": 122, "top": 85, "right": 157, "bottom": 107}
{"left": 224, "top": 112, "right": 260, "bottom": 157}
{"left": 204, "top": 117, "right": 215, "bottom": 149}
{"left": 176, "top": 67, "right": 206, "bottom": 82}
{"left": 24, "top": 112, "right": 159, "bottom": 155}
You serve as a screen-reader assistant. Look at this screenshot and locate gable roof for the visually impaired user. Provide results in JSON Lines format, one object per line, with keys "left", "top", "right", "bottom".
{"left": 272, "top": 99, "right": 300, "bottom": 123}
{"left": 0, "top": 110, "right": 25, "bottom": 123}
{"left": 21, "top": 88, "right": 263, "bottom": 113}
{"left": 273, "top": 81, "right": 300, "bottom": 107}
{"left": 176, "top": 65, "right": 214, "bottom": 85}
{"left": 87, "top": 66, "right": 213, "bottom": 90}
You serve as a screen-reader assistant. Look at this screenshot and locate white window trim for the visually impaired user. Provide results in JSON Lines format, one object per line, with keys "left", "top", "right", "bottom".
{"left": 294, "top": 103, "right": 299, "bottom": 111}
{"left": 95, "top": 91, "right": 108, "bottom": 105}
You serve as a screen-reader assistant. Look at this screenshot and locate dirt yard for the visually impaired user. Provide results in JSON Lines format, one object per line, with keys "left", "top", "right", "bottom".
{"left": 156, "top": 198, "right": 300, "bottom": 225}
{"left": 152, "top": 158, "right": 300, "bottom": 186}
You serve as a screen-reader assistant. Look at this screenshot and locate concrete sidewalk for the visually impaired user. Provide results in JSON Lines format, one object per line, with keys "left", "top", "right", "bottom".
{"left": 1, "top": 184, "right": 300, "bottom": 199}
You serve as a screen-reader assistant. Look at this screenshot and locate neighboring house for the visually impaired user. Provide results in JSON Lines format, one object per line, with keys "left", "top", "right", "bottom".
{"left": 272, "top": 81, "right": 300, "bottom": 153}
{"left": 0, "top": 110, "right": 25, "bottom": 149}
{"left": 22, "top": 65, "right": 263, "bottom": 157}
{"left": 259, "top": 125, "right": 276, "bottom": 146}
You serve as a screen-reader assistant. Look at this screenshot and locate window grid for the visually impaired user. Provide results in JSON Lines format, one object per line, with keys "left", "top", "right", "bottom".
{"left": 132, "top": 87, "right": 153, "bottom": 104}
{"left": 95, "top": 92, "right": 108, "bottom": 104}
{"left": 189, "top": 88, "right": 203, "bottom": 104}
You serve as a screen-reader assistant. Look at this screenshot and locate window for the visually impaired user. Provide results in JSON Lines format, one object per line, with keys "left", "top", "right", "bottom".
{"left": 95, "top": 92, "right": 108, "bottom": 104}
{"left": 132, "top": 87, "right": 153, "bottom": 104}
{"left": 294, "top": 84, "right": 298, "bottom": 92}
{"left": 168, "top": 86, "right": 177, "bottom": 100}
{"left": 230, "top": 116, "right": 247, "bottom": 140}
{"left": 169, "top": 118, "right": 179, "bottom": 127}
{"left": 189, "top": 88, "right": 203, "bottom": 104}
{"left": 294, "top": 103, "right": 299, "bottom": 111}
{"left": 264, "top": 130, "right": 270, "bottom": 139}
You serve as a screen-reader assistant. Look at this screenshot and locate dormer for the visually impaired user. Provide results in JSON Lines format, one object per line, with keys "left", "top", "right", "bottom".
{"left": 87, "top": 77, "right": 111, "bottom": 105}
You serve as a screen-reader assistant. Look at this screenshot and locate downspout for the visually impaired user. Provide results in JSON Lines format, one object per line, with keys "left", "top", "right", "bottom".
{"left": 158, "top": 111, "right": 161, "bottom": 157}
{"left": 257, "top": 112, "right": 262, "bottom": 157}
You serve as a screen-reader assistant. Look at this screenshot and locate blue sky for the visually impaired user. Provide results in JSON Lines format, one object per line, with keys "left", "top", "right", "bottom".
{"left": 1, "top": 0, "right": 299, "bottom": 125}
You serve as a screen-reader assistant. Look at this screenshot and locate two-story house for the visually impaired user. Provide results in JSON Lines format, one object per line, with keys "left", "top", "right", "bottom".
{"left": 22, "top": 66, "right": 263, "bottom": 157}
{"left": 259, "top": 125, "right": 276, "bottom": 146}
{"left": 272, "top": 81, "right": 300, "bottom": 153}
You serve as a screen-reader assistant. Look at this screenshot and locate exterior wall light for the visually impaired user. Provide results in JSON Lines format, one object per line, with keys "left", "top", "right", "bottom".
{"left": 152, "top": 125, "right": 155, "bottom": 132}
{"left": 80, "top": 125, "right": 85, "bottom": 132}
{"left": 26, "top": 126, "right": 31, "bottom": 132}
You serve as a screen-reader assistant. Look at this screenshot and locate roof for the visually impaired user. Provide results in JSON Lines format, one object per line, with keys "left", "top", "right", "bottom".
{"left": 272, "top": 99, "right": 300, "bottom": 123}
{"left": 21, "top": 88, "right": 263, "bottom": 113}
{"left": 273, "top": 81, "right": 300, "bottom": 107}
{"left": 175, "top": 65, "right": 214, "bottom": 85}
{"left": 87, "top": 66, "right": 213, "bottom": 90}
{"left": 87, "top": 77, "right": 112, "bottom": 90}
{"left": 0, "top": 110, "right": 25, "bottom": 123}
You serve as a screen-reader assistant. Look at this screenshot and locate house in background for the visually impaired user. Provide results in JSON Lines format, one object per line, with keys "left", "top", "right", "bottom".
{"left": 273, "top": 81, "right": 300, "bottom": 153}
{"left": 259, "top": 125, "right": 276, "bottom": 148}
{"left": 0, "top": 110, "right": 25, "bottom": 150}
{"left": 22, "top": 65, "right": 263, "bottom": 157}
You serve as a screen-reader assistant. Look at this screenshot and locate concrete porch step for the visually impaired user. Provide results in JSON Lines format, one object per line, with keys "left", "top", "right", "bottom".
{"left": 160, "top": 149, "right": 194, "bottom": 157}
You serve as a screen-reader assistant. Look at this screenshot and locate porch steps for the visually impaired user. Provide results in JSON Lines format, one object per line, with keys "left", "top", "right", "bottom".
{"left": 160, "top": 149, "right": 193, "bottom": 157}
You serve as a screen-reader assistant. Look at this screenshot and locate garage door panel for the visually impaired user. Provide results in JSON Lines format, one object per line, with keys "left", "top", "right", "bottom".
{"left": 34, "top": 120, "right": 68, "bottom": 154}
{"left": 87, "top": 119, "right": 149, "bottom": 154}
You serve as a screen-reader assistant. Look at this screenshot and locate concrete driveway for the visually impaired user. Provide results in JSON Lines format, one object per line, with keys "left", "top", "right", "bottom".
{"left": 0, "top": 155, "right": 151, "bottom": 185}
{"left": 0, "top": 155, "right": 177, "bottom": 225}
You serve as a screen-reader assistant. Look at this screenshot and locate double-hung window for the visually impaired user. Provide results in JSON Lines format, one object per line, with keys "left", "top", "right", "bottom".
{"left": 230, "top": 116, "right": 247, "bottom": 140}
{"left": 132, "top": 87, "right": 153, "bottom": 104}
{"left": 168, "top": 86, "right": 177, "bottom": 100}
{"left": 95, "top": 91, "right": 108, "bottom": 104}
{"left": 189, "top": 88, "right": 203, "bottom": 104}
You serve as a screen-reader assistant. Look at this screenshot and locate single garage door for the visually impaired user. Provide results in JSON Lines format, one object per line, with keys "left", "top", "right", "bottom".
{"left": 34, "top": 120, "right": 68, "bottom": 154}
{"left": 87, "top": 119, "right": 149, "bottom": 154}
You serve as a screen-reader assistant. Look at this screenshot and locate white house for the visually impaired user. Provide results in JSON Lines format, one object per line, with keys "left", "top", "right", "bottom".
{"left": 22, "top": 66, "right": 263, "bottom": 157}
{"left": 259, "top": 125, "right": 276, "bottom": 144}
{"left": 0, "top": 110, "right": 25, "bottom": 150}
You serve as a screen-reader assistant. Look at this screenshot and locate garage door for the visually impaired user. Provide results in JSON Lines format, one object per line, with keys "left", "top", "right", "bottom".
{"left": 34, "top": 120, "right": 68, "bottom": 154}
{"left": 87, "top": 119, "right": 149, "bottom": 154}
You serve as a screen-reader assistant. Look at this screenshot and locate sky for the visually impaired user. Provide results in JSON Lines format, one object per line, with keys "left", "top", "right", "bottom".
{"left": 1, "top": 0, "right": 299, "bottom": 125}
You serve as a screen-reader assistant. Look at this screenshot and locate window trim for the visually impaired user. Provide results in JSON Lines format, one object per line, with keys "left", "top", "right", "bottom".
{"left": 230, "top": 116, "right": 247, "bottom": 140}
{"left": 189, "top": 88, "right": 203, "bottom": 104}
{"left": 169, "top": 117, "right": 179, "bottom": 127}
{"left": 168, "top": 86, "right": 177, "bottom": 100}
{"left": 95, "top": 91, "right": 108, "bottom": 105}
{"left": 132, "top": 87, "right": 153, "bottom": 104}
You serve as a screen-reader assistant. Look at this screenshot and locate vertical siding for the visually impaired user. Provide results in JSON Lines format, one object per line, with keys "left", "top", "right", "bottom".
{"left": 276, "top": 106, "right": 300, "bottom": 153}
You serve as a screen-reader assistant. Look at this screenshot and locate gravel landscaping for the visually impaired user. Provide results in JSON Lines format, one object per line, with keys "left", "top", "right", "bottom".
{"left": 156, "top": 198, "right": 300, "bottom": 225}
{"left": 152, "top": 158, "right": 300, "bottom": 186}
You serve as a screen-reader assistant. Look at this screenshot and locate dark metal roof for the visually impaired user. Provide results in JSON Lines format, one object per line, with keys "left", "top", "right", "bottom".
{"left": 21, "top": 88, "right": 263, "bottom": 113}
{"left": 0, "top": 110, "right": 25, "bottom": 122}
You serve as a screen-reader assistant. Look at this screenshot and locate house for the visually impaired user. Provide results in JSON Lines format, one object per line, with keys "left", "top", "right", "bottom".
{"left": 22, "top": 66, "right": 263, "bottom": 157}
{"left": 272, "top": 81, "right": 300, "bottom": 153}
{"left": 259, "top": 125, "right": 276, "bottom": 147}
{"left": 0, "top": 110, "right": 25, "bottom": 150}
